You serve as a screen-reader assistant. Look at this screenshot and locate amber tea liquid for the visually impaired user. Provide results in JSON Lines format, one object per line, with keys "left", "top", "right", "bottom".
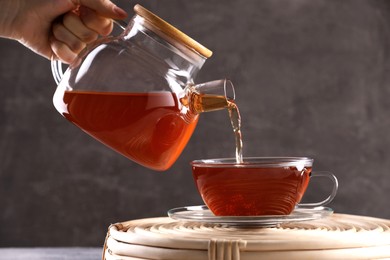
{"left": 228, "top": 101, "right": 243, "bottom": 163}
{"left": 55, "top": 90, "right": 198, "bottom": 171}
{"left": 193, "top": 166, "right": 312, "bottom": 216}
{"left": 54, "top": 88, "right": 243, "bottom": 170}
{"left": 186, "top": 91, "right": 244, "bottom": 163}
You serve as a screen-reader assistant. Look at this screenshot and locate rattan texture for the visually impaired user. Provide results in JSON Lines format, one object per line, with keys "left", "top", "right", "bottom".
{"left": 103, "top": 214, "right": 390, "bottom": 260}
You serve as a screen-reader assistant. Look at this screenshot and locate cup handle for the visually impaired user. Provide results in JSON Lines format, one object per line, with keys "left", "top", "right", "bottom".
{"left": 298, "top": 171, "right": 339, "bottom": 208}
{"left": 51, "top": 19, "right": 128, "bottom": 85}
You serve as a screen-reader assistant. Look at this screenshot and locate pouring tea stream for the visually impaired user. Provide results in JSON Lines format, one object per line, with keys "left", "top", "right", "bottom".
{"left": 51, "top": 4, "right": 241, "bottom": 170}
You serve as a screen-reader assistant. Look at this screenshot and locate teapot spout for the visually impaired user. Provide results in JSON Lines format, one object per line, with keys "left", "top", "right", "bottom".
{"left": 186, "top": 79, "right": 235, "bottom": 114}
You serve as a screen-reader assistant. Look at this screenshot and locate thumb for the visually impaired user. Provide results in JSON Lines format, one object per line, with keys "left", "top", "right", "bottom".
{"left": 78, "top": 0, "right": 128, "bottom": 19}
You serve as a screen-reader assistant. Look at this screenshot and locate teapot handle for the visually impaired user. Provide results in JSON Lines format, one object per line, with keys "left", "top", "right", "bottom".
{"left": 51, "top": 20, "right": 128, "bottom": 85}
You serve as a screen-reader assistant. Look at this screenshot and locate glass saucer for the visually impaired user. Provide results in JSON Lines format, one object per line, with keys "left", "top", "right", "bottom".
{"left": 168, "top": 205, "right": 333, "bottom": 227}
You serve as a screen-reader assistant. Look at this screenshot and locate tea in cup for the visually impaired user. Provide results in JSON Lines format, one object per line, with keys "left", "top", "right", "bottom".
{"left": 191, "top": 157, "right": 338, "bottom": 216}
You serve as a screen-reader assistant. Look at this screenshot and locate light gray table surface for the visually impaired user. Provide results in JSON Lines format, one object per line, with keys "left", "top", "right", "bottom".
{"left": 0, "top": 248, "right": 102, "bottom": 260}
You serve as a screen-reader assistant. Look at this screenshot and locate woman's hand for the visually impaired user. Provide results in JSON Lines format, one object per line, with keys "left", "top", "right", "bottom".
{"left": 0, "top": 0, "right": 127, "bottom": 63}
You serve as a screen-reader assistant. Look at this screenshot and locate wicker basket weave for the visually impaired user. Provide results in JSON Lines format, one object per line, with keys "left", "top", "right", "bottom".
{"left": 103, "top": 214, "right": 390, "bottom": 260}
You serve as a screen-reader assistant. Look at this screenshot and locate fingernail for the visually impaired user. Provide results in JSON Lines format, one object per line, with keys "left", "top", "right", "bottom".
{"left": 114, "top": 6, "right": 127, "bottom": 18}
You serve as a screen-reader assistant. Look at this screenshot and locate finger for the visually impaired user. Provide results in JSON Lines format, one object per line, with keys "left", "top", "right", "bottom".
{"left": 78, "top": 6, "right": 113, "bottom": 36}
{"left": 50, "top": 38, "right": 77, "bottom": 64}
{"left": 63, "top": 11, "right": 99, "bottom": 43}
{"left": 77, "top": 0, "right": 127, "bottom": 19}
{"left": 52, "top": 23, "right": 86, "bottom": 53}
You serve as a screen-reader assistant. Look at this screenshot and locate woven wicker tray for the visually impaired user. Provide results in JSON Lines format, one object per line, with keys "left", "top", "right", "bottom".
{"left": 103, "top": 214, "right": 390, "bottom": 260}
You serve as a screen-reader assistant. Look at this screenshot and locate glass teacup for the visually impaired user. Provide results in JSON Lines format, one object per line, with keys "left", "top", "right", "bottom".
{"left": 191, "top": 157, "right": 338, "bottom": 216}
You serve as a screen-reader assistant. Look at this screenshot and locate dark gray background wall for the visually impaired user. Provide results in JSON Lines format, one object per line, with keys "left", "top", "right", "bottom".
{"left": 1, "top": 0, "right": 390, "bottom": 246}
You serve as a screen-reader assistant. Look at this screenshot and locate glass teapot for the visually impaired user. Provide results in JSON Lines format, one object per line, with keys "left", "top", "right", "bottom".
{"left": 52, "top": 4, "right": 235, "bottom": 171}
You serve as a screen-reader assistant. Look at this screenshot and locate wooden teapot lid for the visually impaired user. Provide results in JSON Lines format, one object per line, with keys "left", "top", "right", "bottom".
{"left": 134, "top": 4, "right": 213, "bottom": 58}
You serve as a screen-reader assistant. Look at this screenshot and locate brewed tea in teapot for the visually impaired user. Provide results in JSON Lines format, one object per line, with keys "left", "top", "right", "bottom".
{"left": 52, "top": 5, "right": 236, "bottom": 170}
